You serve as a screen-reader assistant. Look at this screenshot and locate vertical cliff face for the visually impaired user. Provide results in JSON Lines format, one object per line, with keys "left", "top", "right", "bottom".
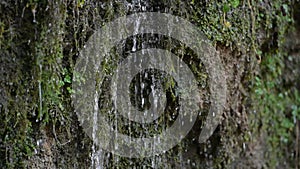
{"left": 0, "top": 0, "right": 299, "bottom": 168}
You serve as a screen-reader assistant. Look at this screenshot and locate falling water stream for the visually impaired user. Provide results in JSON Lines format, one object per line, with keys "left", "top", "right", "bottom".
{"left": 2, "top": 0, "right": 299, "bottom": 168}
{"left": 84, "top": 1, "right": 215, "bottom": 168}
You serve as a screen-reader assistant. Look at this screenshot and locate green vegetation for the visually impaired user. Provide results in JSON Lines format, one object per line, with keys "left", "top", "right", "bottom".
{"left": 253, "top": 53, "right": 300, "bottom": 167}
{"left": 249, "top": 1, "right": 299, "bottom": 168}
{"left": 190, "top": 0, "right": 298, "bottom": 167}
{"left": 0, "top": 0, "right": 299, "bottom": 168}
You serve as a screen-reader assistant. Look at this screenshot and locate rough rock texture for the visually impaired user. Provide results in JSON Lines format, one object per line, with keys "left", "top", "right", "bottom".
{"left": 0, "top": 0, "right": 299, "bottom": 168}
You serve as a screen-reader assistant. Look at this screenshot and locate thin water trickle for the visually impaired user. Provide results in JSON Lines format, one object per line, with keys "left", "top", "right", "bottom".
{"left": 91, "top": 88, "right": 105, "bottom": 169}
{"left": 90, "top": 2, "right": 209, "bottom": 168}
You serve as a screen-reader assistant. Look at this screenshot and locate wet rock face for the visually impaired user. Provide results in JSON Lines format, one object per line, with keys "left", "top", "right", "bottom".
{"left": 1, "top": 0, "right": 299, "bottom": 168}
{"left": 283, "top": 51, "right": 300, "bottom": 90}
{"left": 284, "top": 7, "right": 300, "bottom": 91}
{"left": 0, "top": 1, "right": 245, "bottom": 168}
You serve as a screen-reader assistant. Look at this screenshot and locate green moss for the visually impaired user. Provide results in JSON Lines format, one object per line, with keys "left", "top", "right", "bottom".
{"left": 1, "top": 0, "right": 299, "bottom": 168}
{"left": 187, "top": 0, "right": 298, "bottom": 167}
{"left": 0, "top": 1, "right": 72, "bottom": 167}
{"left": 249, "top": 0, "right": 299, "bottom": 167}
{"left": 252, "top": 52, "right": 300, "bottom": 167}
